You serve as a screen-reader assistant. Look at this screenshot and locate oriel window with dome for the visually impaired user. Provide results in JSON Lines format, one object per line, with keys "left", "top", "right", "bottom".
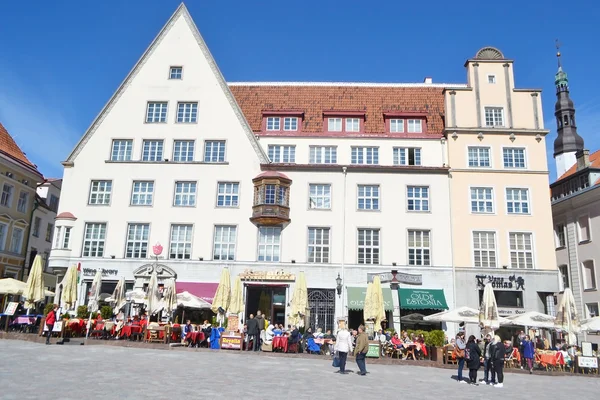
{"left": 250, "top": 171, "right": 292, "bottom": 227}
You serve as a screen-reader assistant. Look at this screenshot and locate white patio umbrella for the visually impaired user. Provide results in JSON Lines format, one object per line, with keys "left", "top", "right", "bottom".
{"left": 124, "top": 289, "right": 146, "bottom": 304}
{"left": 556, "top": 288, "right": 580, "bottom": 345}
{"left": 110, "top": 276, "right": 126, "bottom": 315}
{"left": 289, "top": 272, "right": 307, "bottom": 327}
{"left": 581, "top": 317, "right": 600, "bottom": 332}
{"left": 505, "top": 311, "right": 556, "bottom": 329}
{"left": 85, "top": 269, "right": 103, "bottom": 339}
{"left": 211, "top": 268, "right": 231, "bottom": 326}
{"left": 24, "top": 255, "right": 45, "bottom": 310}
{"left": 145, "top": 270, "right": 161, "bottom": 316}
{"left": 162, "top": 278, "right": 178, "bottom": 321}
{"left": 479, "top": 283, "right": 500, "bottom": 330}
{"left": 425, "top": 306, "right": 511, "bottom": 325}
{"left": 177, "top": 291, "right": 212, "bottom": 309}
{"left": 61, "top": 265, "right": 79, "bottom": 310}
{"left": 0, "top": 278, "right": 26, "bottom": 295}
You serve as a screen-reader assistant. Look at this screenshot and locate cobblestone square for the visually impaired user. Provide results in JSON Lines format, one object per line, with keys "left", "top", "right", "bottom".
{"left": 0, "top": 341, "right": 598, "bottom": 399}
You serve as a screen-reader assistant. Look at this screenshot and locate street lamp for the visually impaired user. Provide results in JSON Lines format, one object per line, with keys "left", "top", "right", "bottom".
{"left": 336, "top": 273, "right": 342, "bottom": 297}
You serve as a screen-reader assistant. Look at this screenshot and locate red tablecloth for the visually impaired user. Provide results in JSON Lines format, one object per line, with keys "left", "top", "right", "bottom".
{"left": 146, "top": 328, "right": 166, "bottom": 341}
{"left": 12, "top": 316, "right": 36, "bottom": 325}
{"left": 273, "top": 336, "right": 288, "bottom": 352}
{"left": 185, "top": 331, "right": 206, "bottom": 345}
{"left": 120, "top": 325, "right": 142, "bottom": 338}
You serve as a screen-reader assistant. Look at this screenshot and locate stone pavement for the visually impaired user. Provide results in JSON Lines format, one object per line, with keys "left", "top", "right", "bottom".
{"left": 0, "top": 341, "right": 598, "bottom": 400}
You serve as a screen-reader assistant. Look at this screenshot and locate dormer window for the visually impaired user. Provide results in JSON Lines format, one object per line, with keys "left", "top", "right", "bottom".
{"left": 324, "top": 112, "right": 365, "bottom": 133}
{"left": 385, "top": 113, "right": 427, "bottom": 134}
{"left": 328, "top": 118, "right": 342, "bottom": 132}
{"left": 408, "top": 119, "right": 422, "bottom": 133}
{"left": 263, "top": 113, "right": 302, "bottom": 132}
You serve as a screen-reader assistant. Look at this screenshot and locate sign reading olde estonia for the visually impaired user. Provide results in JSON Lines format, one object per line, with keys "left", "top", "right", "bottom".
{"left": 404, "top": 290, "right": 445, "bottom": 308}
{"left": 83, "top": 268, "right": 118, "bottom": 277}
{"left": 367, "top": 272, "right": 422, "bottom": 285}
{"left": 239, "top": 269, "right": 295, "bottom": 281}
{"left": 476, "top": 275, "right": 525, "bottom": 290}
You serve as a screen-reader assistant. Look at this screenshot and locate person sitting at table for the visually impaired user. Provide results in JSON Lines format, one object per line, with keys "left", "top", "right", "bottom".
{"left": 265, "top": 324, "right": 275, "bottom": 344}
{"left": 140, "top": 314, "right": 148, "bottom": 327}
{"left": 115, "top": 319, "right": 124, "bottom": 336}
{"left": 288, "top": 325, "right": 300, "bottom": 344}
{"left": 199, "top": 320, "right": 212, "bottom": 347}
{"left": 273, "top": 324, "right": 282, "bottom": 336}
{"left": 182, "top": 319, "right": 194, "bottom": 344}
{"left": 560, "top": 345, "right": 572, "bottom": 367}
{"left": 391, "top": 333, "right": 403, "bottom": 349}
{"left": 314, "top": 327, "right": 324, "bottom": 339}
{"left": 96, "top": 312, "right": 103, "bottom": 323}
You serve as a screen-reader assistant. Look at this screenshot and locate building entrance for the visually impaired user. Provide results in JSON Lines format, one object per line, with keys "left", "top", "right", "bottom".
{"left": 245, "top": 285, "right": 287, "bottom": 325}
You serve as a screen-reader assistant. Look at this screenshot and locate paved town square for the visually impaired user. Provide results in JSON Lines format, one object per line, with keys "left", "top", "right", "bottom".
{"left": 0, "top": 341, "right": 598, "bottom": 399}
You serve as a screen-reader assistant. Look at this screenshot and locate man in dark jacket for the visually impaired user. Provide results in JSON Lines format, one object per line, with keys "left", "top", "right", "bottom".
{"left": 255, "top": 310, "right": 266, "bottom": 347}
{"left": 481, "top": 334, "right": 495, "bottom": 385}
{"left": 354, "top": 325, "right": 369, "bottom": 376}
{"left": 246, "top": 314, "right": 259, "bottom": 351}
{"left": 490, "top": 336, "right": 512, "bottom": 388}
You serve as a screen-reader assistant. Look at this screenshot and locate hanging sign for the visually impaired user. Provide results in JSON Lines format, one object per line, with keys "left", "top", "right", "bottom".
{"left": 367, "top": 272, "right": 422, "bottom": 285}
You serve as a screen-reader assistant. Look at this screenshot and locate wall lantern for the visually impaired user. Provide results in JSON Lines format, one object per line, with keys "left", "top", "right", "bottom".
{"left": 335, "top": 273, "right": 342, "bottom": 297}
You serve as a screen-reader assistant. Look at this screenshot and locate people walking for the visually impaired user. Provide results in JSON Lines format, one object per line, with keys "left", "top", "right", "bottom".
{"left": 45, "top": 304, "right": 58, "bottom": 345}
{"left": 465, "top": 335, "right": 482, "bottom": 385}
{"left": 490, "top": 335, "right": 507, "bottom": 388}
{"left": 521, "top": 335, "right": 535, "bottom": 374}
{"left": 246, "top": 314, "right": 259, "bottom": 351}
{"left": 454, "top": 332, "right": 467, "bottom": 383}
{"left": 353, "top": 325, "right": 369, "bottom": 376}
{"left": 334, "top": 324, "right": 353, "bottom": 374}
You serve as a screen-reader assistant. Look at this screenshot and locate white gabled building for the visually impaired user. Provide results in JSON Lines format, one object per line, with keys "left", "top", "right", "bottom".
{"left": 49, "top": 4, "right": 459, "bottom": 332}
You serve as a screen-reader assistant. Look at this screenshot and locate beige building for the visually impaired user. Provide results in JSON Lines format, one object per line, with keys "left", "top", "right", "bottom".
{"left": 0, "top": 123, "right": 44, "bottom": 283}
{"left": 444, "top": 48, "right": 558, "bottom": 333}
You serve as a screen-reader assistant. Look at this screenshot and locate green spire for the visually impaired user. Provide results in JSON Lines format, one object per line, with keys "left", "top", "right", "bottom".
{"left": 555, "top": 50, "right": 569, "bottom": 91}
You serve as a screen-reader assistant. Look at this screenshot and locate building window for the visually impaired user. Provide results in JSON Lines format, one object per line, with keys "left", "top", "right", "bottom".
{"left": 49, "top": 195, "right": 59, "bottom": 212}
{"left": 407, "top": 186, "right": 429, "bottom": 212}
{"left": 309, "top": 146, "right": 337, "bottom": 164}
{"left": 174, "top": 182, "right": 197, "bottom": 207}
{"left": 173, "top": 140, "right": 195, "bottom": 162}
{"left": 327, "top": 118, "right": 342, "bottom": 132}
{"left": 204, "top": 140, "right": 226, "bottom": 163}
{"left": 308, "top": 227, "right": 330, "bottom": 263}
{"left": 0, "top": 223, "right": 6, "bottom": 251}
{"left": 284, "top": 117, "right": 298, "bottom": 131}
{"left": 1, "top": 184, "right": 14, "bottom": 207}
{"left": 484, "top": 107, "right": 504, "bottom": 127}
{"left": 470, "top": 187, "right": 494, "bottom": 213}
{"left": 266, "top": 117, "right": 281, "bottom": 131}
{"left": 54, "top": 226, "right": 61, "bottom": 248}
{"left": 488, "top": 75, "right": 496, "bottom": 84}
{"left": 268, "top": 145, "right": 296, "bottom": 163}
{"left": 32, "top": 217, "right": 41, "bottom": 237}
{"left": 357, "top": 185, "right": 380, "bottom": 211}
{"left": 111, "top": 140, "right": 133, "bottom": 161}
{"left": 146, "top": 102, "right": 168, "bottom": 123}
{"left": 169, "top": 66, "right": 182, "bottom": 79}
{"left": 142, "top": 140, "right": 164, "bottom": 161}
{"left": 390, "top": 119, "right": 404, "bottom": 133}
{"left": 213, "top": 225, "right": 236, "bottom": 261}
{"left": 506, "top": 188, "right": 530, "bottom": 214}
{"left": 351, "top": 147, "right": 379, "bottom": 165}
{"left": 131, "top": 181, "right": 154, "bottom": 206}
{"left": 9, "top": 227, "right": 24, "bottom": 254}
{"left": 357, "top": 228, "right": 380, "bottom": 264}
{"left": 169, "top": 224, "right": 192, "bottom": 259}
{"left": 586, "top": 303, "right": 599, "bottom": 319}
{"left": 62, "top": 227, "right": 71, "bottom": 250}
{"left": 309, "top": 184, "right": 331, "bottom": 210}
{"left": 394, "top": 147, "right": 421, "bottom": 166}
{"left": 468, "top": 147, "right": 491, "bottom": 167}
{"left": 176, "top": 102, "right": 198, "bottom": 123}
{"left": 473, "top": 231, "right": 497, "bottom": 268}
{"left": 258, "top": 227, "right": 281, "bottom": 262}
{"left": 408, "top": 230, "right": 430, "bottom": 266}
{"left": 17, "top": 191, "right": 28, "bottom": 213}
{"left": 407, "top": 119, "right": 423, "bottom": 133}
{"left": 82, "top": 223, "right": 106, "bottom": 257}
{"left": 509, "top": 232, "right": 534, "bottom": 269}
{"left": 125, "top": 223, "right": 150, "bottom": 258}
{"left": 345, "top": 118, "right": 360, "bottom": 132}
{"left": 578, "top": 216, "right": 591, "bottom": 242}
{"left": 88, "top": 180, "right": 112, "bottom": 205}
{"left": 558, "top": 265, "right": 569, "bottom": 291}
{"left": 555, "top": 224, "right": 566, "bottom": 248}
{"left": 45, "top": 223, "right": 53, "bottom": 242}
{"left": 216, "top": 182, "right": 239, "bottom": 207}
{"left": 582, "top": 260, "right": 597, "bottom": 290}
{"left": 503, "top": 148, "right": 526, "bottom": 169}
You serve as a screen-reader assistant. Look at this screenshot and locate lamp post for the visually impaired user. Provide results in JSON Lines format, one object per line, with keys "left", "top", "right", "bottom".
{"left": 390, "top": 270, "right": 401, "bottom": 333}
{"left": 336, "top": 274, "right": 342, "bottom": 297}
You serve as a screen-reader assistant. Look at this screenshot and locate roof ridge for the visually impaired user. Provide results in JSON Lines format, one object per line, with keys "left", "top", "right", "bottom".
{"left": 0, "top": 122, "right": 39, "bottom": 171}
{"left": 228, "top": 82, "right": 468, "bottom": 88}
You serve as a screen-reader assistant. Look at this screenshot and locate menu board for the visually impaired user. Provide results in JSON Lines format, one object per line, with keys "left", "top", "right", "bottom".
{"left": 4, "top": 302, "right": 18, "bottom": 316}
{"left": 367, "top": 342, "right": 380, "bottom": 358}
{"left": 221, "top": 335, "right": 243, "bottom": 350}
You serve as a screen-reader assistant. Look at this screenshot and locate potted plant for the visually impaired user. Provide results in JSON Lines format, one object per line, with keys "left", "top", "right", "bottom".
{"left": 425, "top": 330, "right": 445, "bottom": 363}
{"left": 76, "top": 305, "right": 89, "bottom": 319}
{"left": 100, "top": 305, "right": 113, "bottom": 320}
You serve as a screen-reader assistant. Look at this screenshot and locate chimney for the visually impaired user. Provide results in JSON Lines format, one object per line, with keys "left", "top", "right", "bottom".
{"left": 576, "top": 149, "right": 590, "bottom": 170}
{"left": 423, "top": 77, "right": 433, "bottom": 84}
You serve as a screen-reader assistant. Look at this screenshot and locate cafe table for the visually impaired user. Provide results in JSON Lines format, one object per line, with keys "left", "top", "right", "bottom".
{"left": 272, "top": 336, "right": 288, "bottom": 352}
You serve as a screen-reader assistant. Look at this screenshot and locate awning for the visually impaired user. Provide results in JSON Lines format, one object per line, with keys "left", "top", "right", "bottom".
{"left": 347, "top": 287, "right": 393, "bottom": 311}
{"left": 175, "top": 282, "right": 218, "bottom": 304}
{"left": 398, "top": 288, "right": 448, "bottom": 310}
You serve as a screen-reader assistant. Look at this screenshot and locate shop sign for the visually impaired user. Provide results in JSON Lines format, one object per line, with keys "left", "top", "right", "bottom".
{"left": 83, "top": 268, "right": 118, "bottom": 277}
{"left": 476, "top": 274, "right": 525, "bottom": 291}
{"left": 367, "top": 272, "right": 422, "bottom": 285}
{"left": 239, "top": 269, "right": 295, "bottom": 281}
{"left": 221, "top": 335, "right": 242, "bottom": 350}
{"left": 404, "top": 290, "right": 445, "bottom": 308}
{"left": 497, "top": 308, "right": 527, "bottom": 316}
{"left": 367, "top": 343, "right": 380, "bottom": 358}
{"left": 578, "top": 356, "right": 598, "bottom": 369}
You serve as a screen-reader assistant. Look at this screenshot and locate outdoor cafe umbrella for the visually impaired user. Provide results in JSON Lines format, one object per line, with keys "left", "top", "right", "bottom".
{"left": 363, "top": 282, "right": 374, "bottom": 324}
{"left": 177, "top": 291, "right": 212, "bottom": 309}
{"left": 425, "top": 306, "right": 510, "bottom": 325}
{"left": 372, "top": 276, "right": 386, "bottom": 331}
{"left": 110, "top": 276, "right": 126, "bottom": 315}
{"left": 145, "top": 270, "right": 161, "bottom": 316}
{"left": 581, "top": 316, "right": 600, "bottom": 332}
{"left": 24, "top": 255, "right": 45, "bottom": 310}
{"left": 556, "top": 288, "right": 580, "bottom": 345}
{"left": 229, "top": 276, "right": 244, "bottom": 315}
{"left": 289, "top": 271, "right": 308, "bottom": 327}
{"left": 211, "top": 268, "right": 231, "bottom": 326}
{"left": 61, "top": 265, "right": 79, "bottom": 310}
{"left": 86, "top": 269, "right": 102, "bottom": 339}
{"left": 479, "top": 283, "right": 500, "bottom": 331}
{"left": 0, "top": 278, "right": 27, "bottom": 295}
{"left": 162, "top": 278, "right": 178, "bottom": 320}
{"left": 505, "top": 311, "right": 556, "bottom": 329}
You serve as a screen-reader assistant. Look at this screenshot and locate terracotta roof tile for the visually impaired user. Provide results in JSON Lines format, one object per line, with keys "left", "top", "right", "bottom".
{"left": 557, "top": 149, "right": 600, "bottom": 181}
{"left": 0, "top": 122, "right": 38, "bottom": 170}
{"left": 229, "top": 85, "right": 445, "bottom": 136}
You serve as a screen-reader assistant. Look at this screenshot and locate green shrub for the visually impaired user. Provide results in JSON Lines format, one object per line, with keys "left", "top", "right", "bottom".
{"left": 60, "top": 312, "right": 70, "bottom": 320}
{"left": 76, "top": 305, "right": 89, "bottom": 319}
{"left": 43, "top": 303, "right": 54, "bottom": 316}
{"left": 425, "top": 330, "right": 445, "bottom": 347}
{"left": 100, "top": 305, "right": 113, "bottom": 320}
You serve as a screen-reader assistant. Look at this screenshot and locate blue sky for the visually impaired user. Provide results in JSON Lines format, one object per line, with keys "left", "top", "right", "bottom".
{"left": 1, "top": 0, "right": 599, "bottom": 180}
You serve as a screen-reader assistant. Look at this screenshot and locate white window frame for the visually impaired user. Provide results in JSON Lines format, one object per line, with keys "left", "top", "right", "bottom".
{"left": 0, "top": 222, "right": 8, "bottom": 251}
{"left": 216, "top": 182, "right": 240, "bottom": 208}
{"left": 558, "top": 264, "right": 569, "bottom": 292}
{"left": 470, "top": 187, "right": 494, "bottom": 214}
{"left": 176, "top": 102, "right": 198, "bottom": 123}
{"left": 503, "top": 147, "right": 527, "bottom": 169}
{"left": 394, "top": 147, "right": 421, "bottom": 166}
{"left": 357, "top": 228, "right": 380, "bottom": 265}
{"left": 390, "top": 119, "right": 404, "bottom": 133}
{"left": 268, "top": 145, "right": 296, "bottom": 163}
{"left": 509, "top": 232, "right": 534, "bottom": 269}
{"left": 169, "top": 224, "right": 193, "bottom": 260}
{"left": 307, "top": 227, "right": 330, "bottom": 263}
{"left": 9, "top": 226, "right": 24, "bottom": 254}
{"left": 54, "top": 226, "right": 62, "bottom": 249}
{"left": 146, "top": 102, "right": 168, "bottom": 123}
{"left": 309, "top": 184, "right": 331, "bottom": 210}
{"left": 142, "top": 140, "right": 164, "bottom": 161}
{"left": 309, "top": 146, "right": 337, "bottom": 164}
{"left": 472, "top": 231, "right": 497, "bottom": 268}
{"left": 487, "top": 74, "right": 496, "bottom": 84}
{"left": 578, "top": 215, "right": 591, "bottom": 243}
{"left": 266, "top": 117, "right": 281, "bottom": 131}
{"left": 213, "top": 225, "right": 237, "bottom": 261}
{"left": 555, "top": 223, "right": 566, "bottom": 248}
{"left": 327, "top": 118, "right": 342, "bottom": 132}
{"left": 408, "top": 229, "right": 431, "bottom": 266}
{"left": 61, "top": 227, "right": 71, "bottom": 250}
{"left": 173, "top": 140, "right": 195, "bottom": 162}
{"left": 357, "top": 185, "right": 380, "bottom": 211}
{"left": 111, "top": 139, "right": 133, "bottom": 161}
{"left": 407, "top": 186, "right": 429, "bottom": 212}
{"left": 88, "top": 180, "right": 112, "bottom": 205}
{"left": 407, "top": 119, "right": 423, "bottom": 133}
{"left": 125, "top": 223, "right": 150, "bottom": 259}
{"left": 585, "top": 302, "right": 599, "bottom": 319}
{"left": 82, "top": 223, "right": 106, "bottom": 257}
{"left": 582, "top": 260, "right": 597, "bottom": 291}
{"left": 204, "top": 140, "right": 226, "bottom": 163}
{"left": 345, "top": 118, "right": 360, "bottom": 132}
{"left": 131, "top": 181, "right": 154, "bottom": 206}
{"left": 1, "top": 184, "right": 14, "bottom": 207}
{"left": 283, "top": 117, "right": 298, "bottom": 131}
{"left": 351, "top": 147, "right": 379, "bottom": 165}
{"left": 174, "top": 181, "right": 197, "bottom": 207}
{"left": 258, "top": 227, "right": 281, "bottom": 262}
{"left": 169, "top": 66, "right": 183, "bottom": 79}
{"left": 468, "top": 146, "right": 491, "bottom": 168}
{"left": 506, "top": 188, "right": 530, "bottom": 215}
{"left": 16, "top": 191, "right": 28, "bottom": 213}
{"left": 484, "top": 106, "right": 504, "bottom": 127}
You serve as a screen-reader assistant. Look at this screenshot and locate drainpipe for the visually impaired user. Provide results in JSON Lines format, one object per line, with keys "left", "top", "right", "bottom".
{"left": 20, "top": 200, "right": 40, "bottom": 281}
{"left": 341, "top": 166, "right": 348, "bottom": 321}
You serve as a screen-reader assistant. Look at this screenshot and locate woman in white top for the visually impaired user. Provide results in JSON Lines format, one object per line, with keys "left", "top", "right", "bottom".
{"left": 264, "top": 324, "right": 275, "bottom": 344}
{"left": 334, "top": 328, "right": 353, "bottom": 374}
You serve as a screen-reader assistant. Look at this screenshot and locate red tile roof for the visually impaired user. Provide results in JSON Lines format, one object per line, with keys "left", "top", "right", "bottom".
{"left": 229, "top": 84, "right": 445, "bottom": 136}
{"left": 56, "top": 212, "right": 76, "bottom": 220}
{"left": 0, "top": 122, "right": 39, "bottom": 172}
{"left": 557, "top": 149, "right": 600, "bottom": 181}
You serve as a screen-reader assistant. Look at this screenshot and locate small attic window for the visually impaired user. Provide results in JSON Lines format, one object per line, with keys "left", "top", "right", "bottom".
{"left": 169, "top": 66, "right": 183, "bottom": 80}
{"left": 488, "top": 75, "right": 496, "bottom": 84}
